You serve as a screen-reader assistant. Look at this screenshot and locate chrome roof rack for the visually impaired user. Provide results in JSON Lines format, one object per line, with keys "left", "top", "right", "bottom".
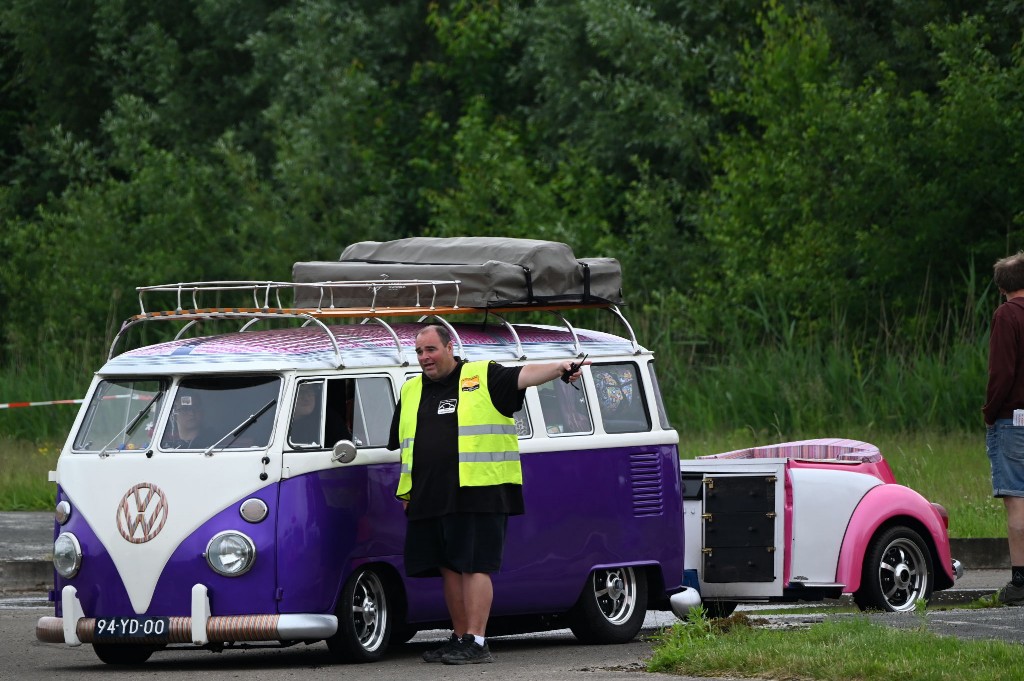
{"left": 109, "top": 279, "right": 638, "bottom": 368}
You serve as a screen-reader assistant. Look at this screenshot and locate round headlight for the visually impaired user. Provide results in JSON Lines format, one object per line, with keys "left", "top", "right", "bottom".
{"left": 205, "top": 531, "right": 256, "bottom": 577}
{"left": 53, "top": 533, "right": 82, "bottom": 579}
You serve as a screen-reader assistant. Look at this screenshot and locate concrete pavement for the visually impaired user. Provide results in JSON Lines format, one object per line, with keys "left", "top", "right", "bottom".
{"left": 0, "top": 512, "right": 52, "bottom": 594}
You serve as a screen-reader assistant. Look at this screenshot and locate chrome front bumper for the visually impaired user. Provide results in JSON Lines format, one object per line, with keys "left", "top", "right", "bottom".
{"left": 35, "top": 585, "right": 337, "bottom": 646}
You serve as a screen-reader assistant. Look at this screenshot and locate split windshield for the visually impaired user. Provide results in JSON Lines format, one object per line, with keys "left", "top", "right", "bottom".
{"left": 74, "top": 375, "right": 281, "bottom": 453}
{"left": 72, "top": 379, "right": 166, "bottom": 453}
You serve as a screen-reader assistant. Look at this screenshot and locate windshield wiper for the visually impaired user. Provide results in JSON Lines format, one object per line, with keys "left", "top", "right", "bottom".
{"left": 98, "top": 390, "right": 164, "bottom": 459}
{"left": 203, "top": 399, "right": 277, "bottom": 457}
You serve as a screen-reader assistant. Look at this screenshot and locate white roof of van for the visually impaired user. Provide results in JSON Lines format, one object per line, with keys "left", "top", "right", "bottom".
{"left": 100, "top": 322, "right": 647, "bottom": 376}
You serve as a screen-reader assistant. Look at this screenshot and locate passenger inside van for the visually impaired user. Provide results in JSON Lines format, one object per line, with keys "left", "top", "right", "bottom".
{"left": 324, "top": 379, "right": 354, "bottom": 445}
{"left": 289, "top": 379, "right": 354, "bottom": 448}
{"left": 289, "top": 383, "right": 324, "bottom": 447}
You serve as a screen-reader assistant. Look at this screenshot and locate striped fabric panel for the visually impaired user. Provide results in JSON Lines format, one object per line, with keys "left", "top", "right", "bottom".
{"left": 699, "top": 438, "right": 881, "bottom": 463}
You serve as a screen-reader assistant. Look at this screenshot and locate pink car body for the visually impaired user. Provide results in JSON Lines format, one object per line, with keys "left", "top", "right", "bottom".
{"left": 678, "top": 438, "right": 961, "bottom": 613}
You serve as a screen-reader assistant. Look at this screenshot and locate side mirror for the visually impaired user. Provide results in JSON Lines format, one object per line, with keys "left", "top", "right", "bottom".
{"left": 331, "top": 440, "right": 357, "bottom": 464}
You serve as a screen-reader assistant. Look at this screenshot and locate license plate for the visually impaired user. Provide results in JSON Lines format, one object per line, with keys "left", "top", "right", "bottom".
{"left": 94, "top": 616, "right": 170, "bottom": 640}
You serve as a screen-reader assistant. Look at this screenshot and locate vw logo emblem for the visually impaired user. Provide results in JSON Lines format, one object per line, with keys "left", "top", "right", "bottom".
{"left": 116, "top": 483, "right": 169, "bottom": 544}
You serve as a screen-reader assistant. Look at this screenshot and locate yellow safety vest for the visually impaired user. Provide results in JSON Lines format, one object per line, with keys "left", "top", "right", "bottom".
{"left": 395, "top": 361, "right": 522, "bottom": 500}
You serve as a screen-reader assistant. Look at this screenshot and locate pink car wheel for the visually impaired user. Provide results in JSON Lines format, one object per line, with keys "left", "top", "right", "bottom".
{"left": 854, "top": 526, "right": 934, "bottom": 612}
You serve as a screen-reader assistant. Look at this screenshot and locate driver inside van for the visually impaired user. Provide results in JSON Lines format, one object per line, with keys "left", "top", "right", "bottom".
{"left": 163, "top": 394, "right": 210, "bottom": 449}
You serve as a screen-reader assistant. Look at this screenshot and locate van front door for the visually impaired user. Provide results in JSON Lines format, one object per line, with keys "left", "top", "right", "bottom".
{"left": 277, "top": 375, "right": 400, "bottom": 614}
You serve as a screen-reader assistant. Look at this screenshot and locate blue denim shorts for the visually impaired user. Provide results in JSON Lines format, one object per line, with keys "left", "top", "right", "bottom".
{"left": 986, "top": 419, "right": 1024, "bottom": 497}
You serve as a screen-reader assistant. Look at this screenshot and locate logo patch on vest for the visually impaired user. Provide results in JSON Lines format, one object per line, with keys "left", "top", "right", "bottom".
{"left": 438, "top": 399, "right": 457, "bottom": 415}
{"left": 461, "top": 375, "right": 481, "bottom": 392}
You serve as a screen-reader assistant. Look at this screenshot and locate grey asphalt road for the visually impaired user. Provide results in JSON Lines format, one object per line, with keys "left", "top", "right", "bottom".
{"left": 7, "top": 595, "right": 1024, "bottom": 681}
{"left": 1, "top": 600, "right": 739, "bottom": 681}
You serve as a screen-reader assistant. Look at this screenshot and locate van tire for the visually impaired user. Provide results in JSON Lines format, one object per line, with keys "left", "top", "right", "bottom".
{"left": 92, "top": 643, "right": 155, "bottom": 665}
{"left": 326, "top": 567, "right": 392, "bottom": 663}
{"left": 567, "top": 566, "right": 647, "bottom": 644}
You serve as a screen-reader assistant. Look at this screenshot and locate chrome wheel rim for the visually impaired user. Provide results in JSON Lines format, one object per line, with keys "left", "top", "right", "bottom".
{"left": 591, "top": 567, "right": 638, "bottom": 624}
{"left": 876, "top": 537, "right": 929, "bottom": 612}
{"left": 351, "top": 571, "right": 388, "bottom": 651}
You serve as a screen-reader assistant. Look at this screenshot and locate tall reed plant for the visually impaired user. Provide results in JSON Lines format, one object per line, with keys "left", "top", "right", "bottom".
{"left": 0, "top": 348, "right": 95, "bottom": 442}
{"left": 650, "top": 280, "right": 994, "bottom": 439}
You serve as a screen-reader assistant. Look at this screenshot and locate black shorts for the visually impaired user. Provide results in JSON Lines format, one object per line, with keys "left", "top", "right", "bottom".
{"left": 404, "top": 512, "right": 509, "bottom": 578}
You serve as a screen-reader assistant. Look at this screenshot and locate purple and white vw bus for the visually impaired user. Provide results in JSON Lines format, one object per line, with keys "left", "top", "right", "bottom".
{"left": 35, "top": 238, "right": 961, "bottom": 666}
{"left": 35, "top": 239, "right": 694, "bottom": 664}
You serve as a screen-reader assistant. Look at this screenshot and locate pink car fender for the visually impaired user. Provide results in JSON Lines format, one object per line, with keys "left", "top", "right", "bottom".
{"left": 835, "top": 484, "right": 955, "bottom": 594}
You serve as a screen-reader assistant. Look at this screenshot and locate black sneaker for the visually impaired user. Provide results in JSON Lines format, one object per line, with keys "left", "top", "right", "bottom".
{"left": 442, "top": 634, "right": 493, "bottom": 665}
{"left": 998, "top": 582, "right": 1024, "bottom": 606}
{"left": 422, "top": 633, "right": 460, "bottom": 663}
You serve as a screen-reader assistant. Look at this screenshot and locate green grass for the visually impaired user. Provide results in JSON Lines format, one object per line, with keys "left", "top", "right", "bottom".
{"left": 650, "top": 610, "right": 1024, "bottom": 681}
{"left": 0, "top": 437, "right": 60, "bottom": 510}
{"left": 876, "top": 431, "right": 1004, "bottom": 538}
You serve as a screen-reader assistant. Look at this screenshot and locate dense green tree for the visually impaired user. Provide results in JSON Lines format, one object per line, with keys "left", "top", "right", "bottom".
{"left": 1, "top": 98, "right": 285, "bottom": 358}
{"left": 696, "top": 6, "right": 1024, "bottom": 344}
{"left": 1, "top": 0, "right": 286, "bottom": 359}
{"left": 248, "top": 0, "right": 436, "bottom": 251}
{"left": 811, "top": 1, "right": 1024, "bottom": 93}
{"left": 2, "top": 0, "right": 1024, "bottom": 376}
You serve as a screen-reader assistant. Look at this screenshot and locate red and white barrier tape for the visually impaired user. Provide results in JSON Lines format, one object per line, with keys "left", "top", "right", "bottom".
{"left": 0, "top": 399, "right": 85, "bottom": 410}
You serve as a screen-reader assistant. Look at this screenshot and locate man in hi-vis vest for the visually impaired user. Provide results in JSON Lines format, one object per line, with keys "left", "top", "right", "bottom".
{"left": 388, "top": 324, "right": 586, "bottom": 665}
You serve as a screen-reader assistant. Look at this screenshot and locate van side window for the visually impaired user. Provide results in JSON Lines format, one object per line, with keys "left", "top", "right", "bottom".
{"left": 289, "top": 380, "right": 325, "bottom": 448}
{"left": 648, "top": 361, "right": 671, "bottom": 429}
{"left": 325, "top": 378, "right": 354, "bottom": 445}
{"left": 349, "top": 377, "right": 394, "bottom": 447}
{"left": 537, "top": 378, "right": 593, "bottom": 435}
{"left": 290, "top": 377, "right": 394, "bottom": 450}
{"left": 592, "top": 363, "right": 650, "bottom": 434}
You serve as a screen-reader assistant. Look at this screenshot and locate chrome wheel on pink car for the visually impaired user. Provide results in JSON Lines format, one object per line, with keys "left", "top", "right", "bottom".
{"left": 854, "top": 526, "right": 933, "bottom": 612}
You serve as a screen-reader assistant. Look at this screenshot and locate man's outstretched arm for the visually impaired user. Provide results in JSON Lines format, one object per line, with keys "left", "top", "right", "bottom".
{"left": 517, "top": 360, "right": 590, "bottom": 390}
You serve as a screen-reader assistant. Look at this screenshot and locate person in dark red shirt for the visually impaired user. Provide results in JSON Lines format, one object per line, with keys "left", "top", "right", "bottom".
{"left": 984, "top": 251, "right": 1024, "bottom": 606}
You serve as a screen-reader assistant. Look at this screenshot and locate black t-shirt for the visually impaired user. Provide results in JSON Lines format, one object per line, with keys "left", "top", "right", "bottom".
{"left": 388, "top": 361, "right": 526, "bottom": 519}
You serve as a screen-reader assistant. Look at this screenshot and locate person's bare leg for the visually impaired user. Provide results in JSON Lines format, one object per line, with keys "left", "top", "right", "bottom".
{"left": 462, "top": 572, "right": 493, "bottom": 637}
{"left": 440, "top": 567, "right": 467, "bottom": 636}
{"left": 1005, "top": 497, "right": 1024, "bottom": 564}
